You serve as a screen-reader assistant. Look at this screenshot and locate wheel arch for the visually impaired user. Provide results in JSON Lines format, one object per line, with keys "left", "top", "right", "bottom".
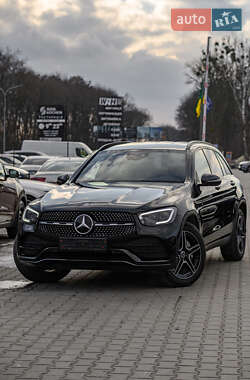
{"left": 238, "top": 200, "right": 247, "bottom": 219}
{"left": 182, "top": 211, "right": 201, "bottom": 232}
{"left": 13, "top": 194, "right": 27, "bottom": 222}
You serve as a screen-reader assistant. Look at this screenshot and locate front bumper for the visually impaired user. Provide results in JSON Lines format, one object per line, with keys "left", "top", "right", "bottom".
{"left": 17, "top": 206, "right": 182, "bottom": 271}
{"left": 17, "top": 227, "right": 177, "bottom": 271}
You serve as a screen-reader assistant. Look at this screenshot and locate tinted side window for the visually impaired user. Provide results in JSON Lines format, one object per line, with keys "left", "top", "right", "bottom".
{"left": 194, "top": 149, "right": 211, "bottom": 182}
{"left": 216, "top": 153, "right": 232, "bottom": 175}
{"left": 76, "top": 148, "right": 88, "bottom": 157}
{"left": 203, "top": 149, "right": 223, "bottom": 177}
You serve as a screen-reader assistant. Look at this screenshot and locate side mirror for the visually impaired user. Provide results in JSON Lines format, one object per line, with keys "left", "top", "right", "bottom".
{"left": 200, "top": 173, "right": 221, "bottom": 187}
{"left": 8, "top": 168, "right": 19, "bottom": 179}
{"left": 57, "top": 174, "right": 69, "bottom": 185}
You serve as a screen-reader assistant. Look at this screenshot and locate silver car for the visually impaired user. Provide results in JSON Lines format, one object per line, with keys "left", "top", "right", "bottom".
{"left": 20, "top": 156, "right": 53, "bottom": 175}
{"left": 30, "top": 157, "right": 86, "bottom": 183}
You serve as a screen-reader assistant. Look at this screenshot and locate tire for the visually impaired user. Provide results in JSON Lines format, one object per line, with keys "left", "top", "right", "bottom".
{"left": 13, "top": 239, "right": 70, "bottom": 283}
{"left": 7, "top": 199, "right": 26, "bottom": 239}
{"left": 159, "top": 222, "right": 206, "bottom": 287}
{"left": 220, "top": 209, "right": 246, "bottom": 261}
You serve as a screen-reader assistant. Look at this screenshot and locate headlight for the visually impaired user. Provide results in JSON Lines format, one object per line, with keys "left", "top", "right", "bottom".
{"left": 22, "top": 206, "right": 40, "bottom": 224}
{"left": 138, "top": 207, "right": 177, "bottom": 226}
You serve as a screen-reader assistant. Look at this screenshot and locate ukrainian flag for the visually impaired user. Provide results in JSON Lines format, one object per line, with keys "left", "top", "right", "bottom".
{"left": 196, "top": 88, "right": 212, "bottom": 118}
{"left": 195, "top": 88, "right": 203, "bottom": 118}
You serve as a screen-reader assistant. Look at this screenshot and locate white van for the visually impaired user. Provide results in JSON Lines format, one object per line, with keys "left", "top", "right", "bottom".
{"left": 21, "top": 140, "right": 92, "bottom": 158}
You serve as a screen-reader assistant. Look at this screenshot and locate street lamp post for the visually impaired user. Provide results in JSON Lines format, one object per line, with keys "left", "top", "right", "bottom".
{"left": 0, "top": 85, "right": 22, "bottom": 153}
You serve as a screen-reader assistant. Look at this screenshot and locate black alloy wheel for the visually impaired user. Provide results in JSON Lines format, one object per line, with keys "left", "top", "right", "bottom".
{"left": 160, "top": 222, "right": 206, "bottom": 287}
{"left": 236, "top": 211, "right": 246, "bottom": 256}
{"left": 221, "top": 208, "right": 246, "bottom": 261}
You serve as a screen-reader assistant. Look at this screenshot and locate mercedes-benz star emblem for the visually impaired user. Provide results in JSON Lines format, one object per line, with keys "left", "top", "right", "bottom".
{"left": 74, "top": 214, "right": 94, "bottom": 235}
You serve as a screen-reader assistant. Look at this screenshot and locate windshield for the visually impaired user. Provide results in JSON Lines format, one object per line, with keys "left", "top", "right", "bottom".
{"left": 75, "top": 149, "right": 186, "bottom": 184}
{"left": 39, "top": 159, "right": 85, "bottom": 172}
{"left": 0, "top": 156, "right": 20, "bottom": 165}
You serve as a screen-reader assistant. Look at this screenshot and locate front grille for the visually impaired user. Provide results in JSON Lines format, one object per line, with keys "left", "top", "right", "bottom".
{"left": 38, "top": 210, "right": 136, "bottom": 239}
{"left": 40, "top": 211, "right": 134, "bottom": 223}
{"left": 38, "top": 223, "right": 136, "bottom": 239}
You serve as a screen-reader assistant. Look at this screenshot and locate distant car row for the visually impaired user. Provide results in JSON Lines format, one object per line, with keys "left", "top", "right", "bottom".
{"left": 3, "top": 154, "right": 86, "bottom": 182}
{"left": 0, "top": 151, "right": 89, "bottom": 239}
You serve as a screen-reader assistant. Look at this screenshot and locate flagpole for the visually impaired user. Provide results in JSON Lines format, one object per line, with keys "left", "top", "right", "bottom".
{"left": 202, "top": 36, "right": 211, "bottom": 141}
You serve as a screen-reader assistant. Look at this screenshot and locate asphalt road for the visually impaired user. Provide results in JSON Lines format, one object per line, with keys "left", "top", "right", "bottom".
{"left": 0, "top": 170, "right": 250, "bottom": 380}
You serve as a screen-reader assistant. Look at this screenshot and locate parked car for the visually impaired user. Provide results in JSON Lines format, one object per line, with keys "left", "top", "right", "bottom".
{"left": 0, "top": 154, "right": 22, "bottom": 167}
{"left": 19, "top": 179, "right": 57, "bottom": 203}
{"left": 0, "top": 163, "right": 26, "bottom": 238}
{"left": 4, "top": 165, "right": 30, "bottom": 179}
{"left": 31, "top": 157, "right": 86, "bottom": 183}
{"left": 4, "top": 153, "right": 27, "bottom": 162}
{"left": 14, "top": 141, "right": 246, "bottom": 287}
{"left": 5, "top": 150, "right": 49, "bottom": 158}
{"left": 21, "top": 140, "right": 92, "bottom": 157}
{"left": 238, "top": 161, "right": 250, "bottom": 172}
{"left": 20, "top": 156, "right": 52, "bottom": 175}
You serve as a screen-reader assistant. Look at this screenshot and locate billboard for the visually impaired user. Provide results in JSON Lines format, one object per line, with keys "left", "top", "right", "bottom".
{"left": 93, "top": 125, "right": 122, "bottom": 144}
{"left": 37, "top": 105, "right": 66, "bottom": 141}
{"left": 96, "top": 96, "right": 124, "bottom": 144}
{"left": 98, "top": 97, "right": 123, "bottom": 127}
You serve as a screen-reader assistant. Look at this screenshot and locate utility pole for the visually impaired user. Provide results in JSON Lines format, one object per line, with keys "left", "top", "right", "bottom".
{"left": 0, "top": 85, "right": 22, "bottom": 153}
{"left": 202, "top": 36, "right": 211, "bottom": 141}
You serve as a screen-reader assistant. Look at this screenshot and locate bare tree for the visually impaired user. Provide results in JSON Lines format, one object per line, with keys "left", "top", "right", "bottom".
{"left": 187, "top": 37, "right": 250, "bottom": 158}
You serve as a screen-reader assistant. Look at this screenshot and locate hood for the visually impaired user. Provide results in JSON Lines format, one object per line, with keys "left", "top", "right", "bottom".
{"left": 40, "top": 182, "right": 183, "bottom": 211}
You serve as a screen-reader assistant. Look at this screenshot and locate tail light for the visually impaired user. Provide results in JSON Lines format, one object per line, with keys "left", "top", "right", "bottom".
{"left": 30, "top": 177, "right": 46, "bottom": 182}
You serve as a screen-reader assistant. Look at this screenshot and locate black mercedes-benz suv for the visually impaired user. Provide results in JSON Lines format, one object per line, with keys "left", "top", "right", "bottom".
{"left": 14, "top": 141, "right": 246, "bottom": 287}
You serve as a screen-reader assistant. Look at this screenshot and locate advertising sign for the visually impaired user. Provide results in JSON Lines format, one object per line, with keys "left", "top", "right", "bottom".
{"left": 37, "top": 105, "right": 65, "bottom": 141}
{"left": 96, "top": 97, "right": 124, "bottom": 144}
{"left": 98, "top": 97, "right": 123, "bottom": 127}
{"left": 93, "top": 125, "right": 122, "bottom": 144}
{"left": 225, "top": 151, "right": 233, "bottom": 161}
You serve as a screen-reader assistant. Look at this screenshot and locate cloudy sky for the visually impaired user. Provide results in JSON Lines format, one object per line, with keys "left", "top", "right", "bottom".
{"left": 0, "top": 0, "right": 249, "bottom": 125}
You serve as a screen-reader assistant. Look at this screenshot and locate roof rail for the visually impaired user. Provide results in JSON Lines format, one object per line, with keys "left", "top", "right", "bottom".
{"left": 186, "top": 140, "right": 216, "bottom": 149}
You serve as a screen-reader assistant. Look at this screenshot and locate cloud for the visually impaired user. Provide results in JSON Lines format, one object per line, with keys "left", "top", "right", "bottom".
{"left": 0, "top": 0, "right": 248, "bottom": 126}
